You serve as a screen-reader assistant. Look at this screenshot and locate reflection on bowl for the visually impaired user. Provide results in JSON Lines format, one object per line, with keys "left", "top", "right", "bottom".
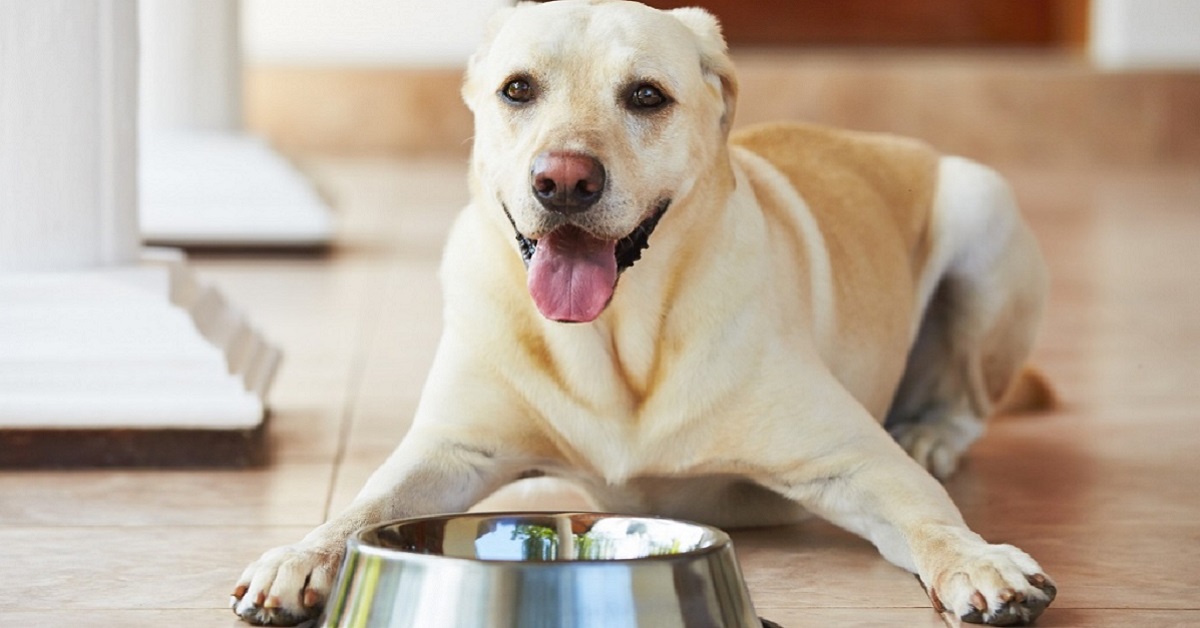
{"left": 321, "top": 512, "right": 767, "bottom": 628}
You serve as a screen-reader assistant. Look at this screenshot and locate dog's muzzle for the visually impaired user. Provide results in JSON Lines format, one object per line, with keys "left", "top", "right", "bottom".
{"left": 502, "top": 199, "right": 670, "bottom": 323}
{"left": 503, "top": 199, "right": 670, "bottom": 274}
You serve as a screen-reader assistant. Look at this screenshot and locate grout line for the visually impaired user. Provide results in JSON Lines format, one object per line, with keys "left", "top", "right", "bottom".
{"left": 320, "top": 263, "right": 401, "bottom": 522}
{"left": 321, "top": 321, "right": 372, "bottom": 522}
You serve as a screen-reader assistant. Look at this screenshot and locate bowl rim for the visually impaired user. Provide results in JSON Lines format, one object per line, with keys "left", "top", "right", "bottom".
{"left": 348, "top": 510, "right": 737, "bottom": 566}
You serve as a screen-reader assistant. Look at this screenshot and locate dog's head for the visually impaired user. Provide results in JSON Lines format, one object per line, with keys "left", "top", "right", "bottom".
{"left": 463, "top": 0, "right": 737, "bottom": 323}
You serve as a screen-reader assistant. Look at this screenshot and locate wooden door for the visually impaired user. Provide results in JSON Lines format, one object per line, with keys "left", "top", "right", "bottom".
{"left": 538, "top": 0, "right": 1088, "bottom": 48}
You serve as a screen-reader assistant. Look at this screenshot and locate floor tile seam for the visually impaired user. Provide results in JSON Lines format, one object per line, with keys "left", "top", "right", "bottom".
{"left": 321, "top": 260, "right": 407, "bottom": 521}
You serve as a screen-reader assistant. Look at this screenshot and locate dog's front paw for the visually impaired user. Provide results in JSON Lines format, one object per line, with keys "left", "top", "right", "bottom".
{"left": 231, "top": 543, "right": 343, "bottom": 626}
{"left": 927, "top": 543, "right": 1056, "bottom": 626}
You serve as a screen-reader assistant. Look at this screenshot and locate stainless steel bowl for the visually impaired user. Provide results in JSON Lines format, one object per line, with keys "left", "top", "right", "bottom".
{"left": 320, "top": 512, "right": 768, "bottom": 628}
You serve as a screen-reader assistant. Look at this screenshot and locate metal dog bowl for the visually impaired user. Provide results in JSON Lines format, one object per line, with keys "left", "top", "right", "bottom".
{"left": 320, "top": 512, "right": 772, "bottom": 628}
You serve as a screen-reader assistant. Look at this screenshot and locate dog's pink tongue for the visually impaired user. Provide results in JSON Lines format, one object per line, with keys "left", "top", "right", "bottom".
{"left": 527, "top": 226, "right": 617, "bottom": 323}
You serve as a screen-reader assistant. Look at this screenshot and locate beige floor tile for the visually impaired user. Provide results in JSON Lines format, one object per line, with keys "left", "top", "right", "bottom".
{"left": 758, "top": 607, "right": 1200, "bottom": 628}
{"left": 295, "top": 156, "right": 465, "bottom": 268}
{"left": 340, "top": 397, "right": 420, "bottom": 463}
{"left": 950, "top": 416, "right": 1200, "bottom": 526}
{"left": 0, "top": 526, "right": 311, "bottom": 611}
{"left": 189, "top": 260, "right": 382, "bottom": 367}
{"left": 0, "top": 464, "right": 332, "bottom": 527}
{"left": 0, "top": 610, "right": 247, "bottom": 628}
{"left": 755, "top": 607, "right": 947, "bottom": 627}
{"left": 260, "top": 366, "right": 350, "bottom": 464}
{"left": 1034, "top": 609, "right": 1200, "bottom": 628}
{"left": 982, "top": 522, "right": 1200, "bottom": 611}
{"left": 338, "top": 262, "right": 444, "bottom": 460}
{"left": 732, "top": 522, "right": 934, "bottom": 610}
{"left": 354, "top": 260, "right": 445, "bottom": 401}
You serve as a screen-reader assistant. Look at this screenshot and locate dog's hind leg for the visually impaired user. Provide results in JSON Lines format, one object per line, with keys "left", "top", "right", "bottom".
{"left": 886, "top": 156, "right": 1048, "bottom": 479}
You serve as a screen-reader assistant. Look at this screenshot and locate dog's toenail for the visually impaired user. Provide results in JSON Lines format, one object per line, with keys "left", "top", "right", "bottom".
{"left": 970, "top": 590, "right": 987, "bottom": 611}
{"left": 233, "top": 585, "right": 247, "bottom": 599}
{"left": 264, "top": 595, "right": 281, "bottom": 609}
{"left": 930, "top": 587, "right": 946, "bottom": 613}
{"left": 255, "top": 591, "right": 266, "bottom": 606}
{"left": 303, "top": 589, "right": 320, "bottom": 608}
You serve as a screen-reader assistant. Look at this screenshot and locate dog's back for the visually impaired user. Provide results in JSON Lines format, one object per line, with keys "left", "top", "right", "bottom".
{"left": 732, "top": 122, "right": 942, "bottom": 417}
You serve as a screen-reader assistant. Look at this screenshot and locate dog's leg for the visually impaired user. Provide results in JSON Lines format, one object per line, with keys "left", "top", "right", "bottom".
{"left": 764, "top": 387, "right": 1056, "bottom": 625}
{"left": 887, "top": 156, "right": 1048, "bottom": 479}
{"left": 230, "top": 434, "right": 515, "bottom": 626}
{"left": 231, "top": 336, "right": 546, "bottom": 626}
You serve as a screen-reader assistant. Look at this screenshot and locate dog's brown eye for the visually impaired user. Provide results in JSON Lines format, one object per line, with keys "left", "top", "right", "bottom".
{"left": 630, "top": 84, "right": 668, "bottom": 109}
{"left": 502, "top": 79, "right": 534, "bottom": 104}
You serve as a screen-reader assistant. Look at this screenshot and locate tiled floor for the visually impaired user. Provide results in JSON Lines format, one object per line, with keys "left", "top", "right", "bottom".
{"left": 1, "top": 156, "right": 1198, "bottom": 627}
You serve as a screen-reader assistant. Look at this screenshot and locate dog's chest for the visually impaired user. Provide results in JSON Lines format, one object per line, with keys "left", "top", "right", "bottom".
{"left": 546, "top": 403, "right": 729, "bottom": 486}
{"left": 531, "top": 314, "right": 763, "bottom": 483}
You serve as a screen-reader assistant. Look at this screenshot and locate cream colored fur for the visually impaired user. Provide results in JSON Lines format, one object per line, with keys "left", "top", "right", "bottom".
{"left": 232, "top": 1, "right": 1055, "bottom": 625}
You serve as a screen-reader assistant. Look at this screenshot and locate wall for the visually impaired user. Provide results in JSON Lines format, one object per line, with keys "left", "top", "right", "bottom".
{"left": 239, "top": 0, "right": 1200, "bottom": 165}
{"left": 242, "top": 0, "right": 508, "bottom": 67}
{"left": 1091, "top": 0, "right": 1200, "bottom": 68}
{"left": 242, "top": 0, "right": 1200, "bottom": 70}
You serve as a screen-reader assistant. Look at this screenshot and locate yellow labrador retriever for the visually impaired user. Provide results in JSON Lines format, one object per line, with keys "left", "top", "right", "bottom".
{"left": 233, "top": 1, "right": 1056, "bottom": 625}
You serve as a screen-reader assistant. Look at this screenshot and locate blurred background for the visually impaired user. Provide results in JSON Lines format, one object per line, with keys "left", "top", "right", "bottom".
{"left": 239, "top": 0, "right": 1200, "bottom": 169}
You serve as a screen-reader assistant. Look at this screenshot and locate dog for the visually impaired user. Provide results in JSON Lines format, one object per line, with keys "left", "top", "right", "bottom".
{"left": 232, "top": 1, "right": 1056, "bottom": 625}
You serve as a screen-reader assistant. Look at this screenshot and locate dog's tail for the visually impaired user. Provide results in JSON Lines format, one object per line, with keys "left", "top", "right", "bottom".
{"left": 996, "top": 367, "right": 1057, "bottom": 416}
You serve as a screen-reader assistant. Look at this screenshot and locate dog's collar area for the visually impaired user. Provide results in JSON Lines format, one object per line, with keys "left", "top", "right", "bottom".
{"left": 502, "top": 200, "right": 671, "bottom": 273}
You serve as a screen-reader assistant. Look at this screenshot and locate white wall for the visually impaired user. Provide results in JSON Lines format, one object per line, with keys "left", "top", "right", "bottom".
{"left": 1091, "top": 0, "right": 1200, "bottom": 68}
{"left": 242, "top": 0, "right": 509, "bottom": 67}
{"left": 242, "top": 0, "right": 1200, "bottom": 70}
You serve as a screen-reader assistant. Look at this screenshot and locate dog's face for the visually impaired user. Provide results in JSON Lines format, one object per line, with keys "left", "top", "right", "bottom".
{"left": 463, "top": 0, "right": 736, "bottom": 323}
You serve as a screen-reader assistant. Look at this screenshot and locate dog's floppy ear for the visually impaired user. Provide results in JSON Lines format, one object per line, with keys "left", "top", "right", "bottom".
{"left": 670, "top": 7, "right": 738, "bottom": 134}
{"left": 462, "top": 4, "right": 523, "bottom": 113}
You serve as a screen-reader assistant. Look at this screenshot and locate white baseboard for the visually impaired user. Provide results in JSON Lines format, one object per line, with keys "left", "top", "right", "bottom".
{"left": 139, "top": 131, "right": 335, "bottom": 248}
{"left": 0, "top": 250, "right": 280, "bottom": 431}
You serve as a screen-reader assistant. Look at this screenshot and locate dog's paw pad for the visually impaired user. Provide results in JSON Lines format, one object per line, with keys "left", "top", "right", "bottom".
{"left": 930, "top": 544, "right": 1056, "bottom": 626}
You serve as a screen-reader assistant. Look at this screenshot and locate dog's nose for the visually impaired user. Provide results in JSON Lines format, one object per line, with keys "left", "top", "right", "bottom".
{"left": 530, "top": 152, "right": 606, "bottom": 214}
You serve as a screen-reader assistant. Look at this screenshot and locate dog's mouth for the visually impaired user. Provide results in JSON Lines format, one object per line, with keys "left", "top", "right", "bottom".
{"left": 503, "top": 200, "right": 670, "bottom": 323}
